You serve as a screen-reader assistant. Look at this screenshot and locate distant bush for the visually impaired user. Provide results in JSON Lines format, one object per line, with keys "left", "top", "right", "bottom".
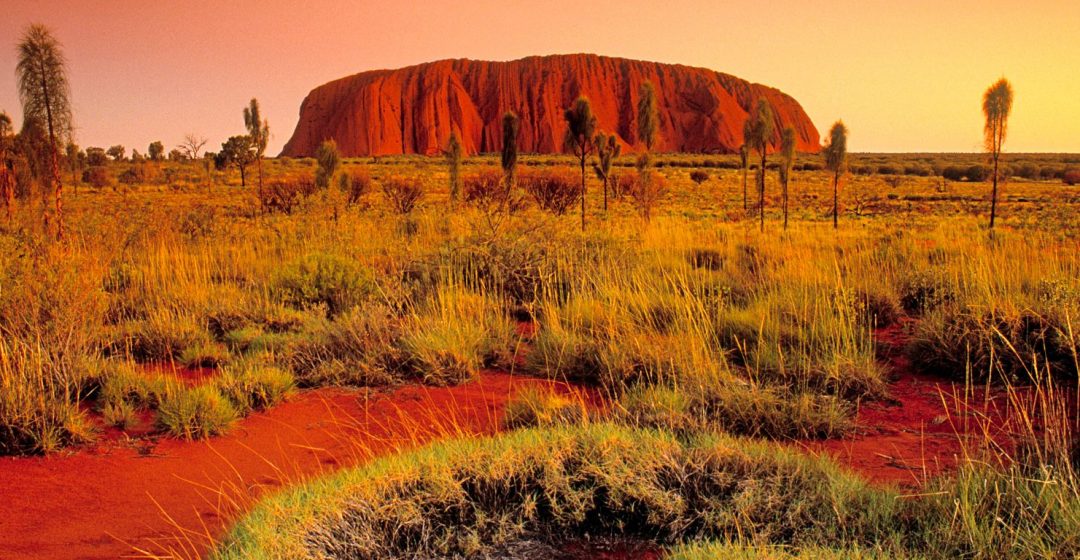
{"left": 521, "top": 169, "right": 580, "bottom": 215}
{"left": 258, "top": 177, "right": 316, "bottom": 214}
{"left": 83, "top": 166, "right": 111, "bottom": 188}
{"left": 941, "top": 166, "right": 966, "bottom": 181}
{"left": 689, "top": 169, "right": 709, "bottom": 184}
{"left": 965, "top": 164, "right": 990, "bottom": 182}
{"left": 1063, "top": 168, "right": 1080, "bottom": 186}
{"left": 344, "top": 172, "right": 372, "bottom": 206}
{"left": 610, "top": 171, "right": 636, "bottom": 198}
{"left": 1016, "top": 163, "right": 1039, "bottom": 179}
{"left": 118, "top": 163, "right": 156, "bottom": 185}
{"left": 903, "top": 165, "right": 931, "bottom": 176}
{"left": 877, "top": 165, "right": 898, "bottom": 175}
{"left": 381, "top": 176, "right": 424, "bottom": 214}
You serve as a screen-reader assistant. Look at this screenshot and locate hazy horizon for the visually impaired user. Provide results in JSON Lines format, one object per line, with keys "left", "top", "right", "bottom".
{"left": 2, "top": 0, "right": 1077, "bottom": 155}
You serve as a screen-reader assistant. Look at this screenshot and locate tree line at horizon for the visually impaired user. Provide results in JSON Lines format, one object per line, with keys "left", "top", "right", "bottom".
{"left": 1, "top": 23, "right": 1020, "bottom": 237}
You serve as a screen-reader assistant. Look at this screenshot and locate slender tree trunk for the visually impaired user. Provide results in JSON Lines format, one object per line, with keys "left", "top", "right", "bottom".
{"left": 1, "top": 163, "right": 12, "bottom": 224}
{"left": 832, "top": 172, "right": 839, "bottom": 229}
{"left": 742, "top": 165, "right": 748, "bottom": 211}
{"left": 239, "top": 164, "right": 246, "bottom": 188}
{"left": 257, "top": 156, "right": 264, "bottom": 191}
{"left": 759, "top": 153, "right": 766, "bottom": 232}
{"left": 603, "top": 176, "right": 608, "bottom": 213}
{"left": 989, "top": 149, "right": 999, "bottom": 229}
{"left": 579, "top": 152, "right": 586, "bottom": 231}
{"left": 50, "top": 144, "right": 63, "bottom": 239}
{"left": 782, "top": 177, "right": 789, "bottom": 230}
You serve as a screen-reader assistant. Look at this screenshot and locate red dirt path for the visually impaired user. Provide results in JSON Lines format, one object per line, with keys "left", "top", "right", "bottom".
{"left": 803, "top": 322, "right": 1017, "bottom": 486}
{"left": 0, "top": 322, "right": 1040, "bottom": 559}
{"left": 0, "top": 373, "right": 587, "bottom": 560}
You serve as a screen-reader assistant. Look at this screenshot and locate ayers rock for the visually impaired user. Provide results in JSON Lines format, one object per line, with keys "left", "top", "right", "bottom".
{"left": 281, "top": 54, "right": 819, "bottom": 157}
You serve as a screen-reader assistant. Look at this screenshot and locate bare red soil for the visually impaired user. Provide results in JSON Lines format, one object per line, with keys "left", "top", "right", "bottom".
{"left": 803, "top": 322, "right": 1018, "bottom": 486}
{"left": 0, "top": 373, "right": 587, "bottom": 560}
{"left": 0, "top": 322, "right": 1052, "bottom": 559}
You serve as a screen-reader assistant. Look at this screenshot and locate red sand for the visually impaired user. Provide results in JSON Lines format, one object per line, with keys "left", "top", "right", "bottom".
{"left": 803, "top": 322, "right": 1017, "bottom": 486}
{"left": 0, "top": 322, "right": 1048, "bottom": 558}
{"left": 0, "top": 373, "right": 586, "bottom": 560}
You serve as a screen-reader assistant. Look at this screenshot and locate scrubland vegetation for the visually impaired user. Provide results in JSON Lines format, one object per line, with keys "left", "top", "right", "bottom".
{"left": 0, "top": 147, "right": 1078, "bottom": 557}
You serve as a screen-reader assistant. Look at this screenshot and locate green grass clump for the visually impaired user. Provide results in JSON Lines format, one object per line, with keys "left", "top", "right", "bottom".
{"left": 399, "top": 289, "right": 516, "bottom": 385}
{"left": 283, "top": 305, "right": 405, "bottom": 386}
{"left": 909, "top": 308, "right": 1078, "bottom": 382}
{"left": 157, "top": 385, "right": 238, "bottom": 440}
{"left": 179, "top": 340, "right": 230, "bottom": 368}
{"left": 213, "top": 424, "right": 898, "bottom": 559}
{"left": 215, "top": 363, "right": 295, "bottom": 413}
{"left": 0, "top": 339, "right": 93, "bottom": 454}
{"left": 502, "top": 386, "right": 586, "bottom": 429}
{"left": 273, "top": 252, "right": 376, "bottom": 317}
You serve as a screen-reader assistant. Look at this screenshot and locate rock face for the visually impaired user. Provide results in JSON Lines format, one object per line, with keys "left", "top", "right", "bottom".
{"left": 281, "top": 54, "right": 819, "bottom": 157}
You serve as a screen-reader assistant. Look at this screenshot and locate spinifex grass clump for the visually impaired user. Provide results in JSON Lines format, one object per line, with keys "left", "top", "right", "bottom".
{"left": 0, "top": 339, "right": 92, "bottom": 454}
{"left": 399, "top": 288, "right": 517, "bottom": 385}
{"left": 157, "top": 384, "right": 237, "bottom": 440}
{"left": 213, "top": 424, "right": 901, "bottom": 560}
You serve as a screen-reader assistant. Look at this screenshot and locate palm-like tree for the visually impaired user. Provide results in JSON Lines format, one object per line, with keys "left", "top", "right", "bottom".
{"left": 501, "top": 111, "right": 518, "bottom": 201}
{"left": 593, "top": 132, "right": 620, "bottom": 212}
{"left": 823, "top": 121, "right": 848, "bottom": 229}
{"left": 445, "top": 132, "right": 463, "bottom": 204}
{"left": 16, "top": 24, "right": 72, "bottom": 238}
{"left": 983, "top": 78, "right": 1013, "bottom": 229}
{"left": 243, "top": 98, "right": 270, "bottom": 190}
{"left": 778, "top": 127, "right": 796, "bottom": 230}
{"left": 744, "top": 99, "right": 775, "bottom": 232}
{"left": 564, "top": 96, "right": 597, "bottom": 231}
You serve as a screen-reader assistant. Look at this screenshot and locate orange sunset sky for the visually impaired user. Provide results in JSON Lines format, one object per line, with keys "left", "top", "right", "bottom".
{"left": 1, "top": 0, "right": 1077, "bottom": 154}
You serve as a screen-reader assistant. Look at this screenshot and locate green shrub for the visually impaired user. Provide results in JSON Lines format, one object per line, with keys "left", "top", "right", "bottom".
{"left": 157, "top": 385, "right": 237, "bottom": 439}
{"left": 899, "top": 270, "right": 955, "bottom": 315}
{"left": 179, "top": 341, "right": 230, "bottom": 368}
{"left": 0, "top": 339, "right": 92, "bottom": 455}
{"left": 908, "top": 308, "right": 1077, "bottom": 382}
{"left": 273, "top": 253, "right": 375, "bottom": 317}
{"left": 215, "top": 364, "right": 295, "bottom": 413}
{"left": 283, "top": 305, "right": 405, "bottom": 386}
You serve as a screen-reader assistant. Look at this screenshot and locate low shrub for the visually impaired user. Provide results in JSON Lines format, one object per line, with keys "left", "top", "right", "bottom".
{"left": 283, "top": 305, "right": 404, "bottom": 387}
{"left": 157, "top": 385, "right": 237, "bottom": 440}
{"left": 215, "top": 364, "right": 295, "bottom": 413}
{"left": 521, "top": 169, "right": 581, "bottom": 215}
{"left": 273, "top": 253, "right": 375, "bottom": 318}
{"left": 343, "top": 172, "right": 372, "bottom": 205}
{"left": 214, "top": 424, "right": 897, "bottom": 559}
{"left": 258, "top": 177, "right": 316, "bottom": 214}
{"left": 381, "top": 176, "right": 424, "bottom": 214}
{"left": 899, "top": 269, "right": 955, "bottom": 315}
{"left": 689, "top": 169, "right": 710, "bottom": 184}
